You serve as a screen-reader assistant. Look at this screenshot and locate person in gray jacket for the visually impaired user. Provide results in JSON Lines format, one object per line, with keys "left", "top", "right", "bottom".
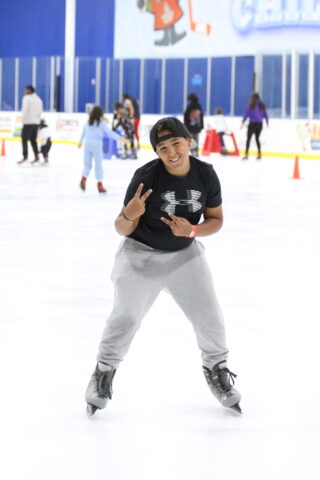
{"left": 17, "top": 85, "right": 43, "bottom": 164}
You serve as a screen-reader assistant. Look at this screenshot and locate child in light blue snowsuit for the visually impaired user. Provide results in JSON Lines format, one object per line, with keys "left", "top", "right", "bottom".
{"left": 78, "top": 106, "right": 127, "bottom": 193}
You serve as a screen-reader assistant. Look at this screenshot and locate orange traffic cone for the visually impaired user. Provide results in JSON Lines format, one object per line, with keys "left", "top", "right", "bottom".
{"left": 292, "top": 155, "right": 301, "bottom": 179}
{"left": 0, "top": 139, "right": 6, "bottom": 157}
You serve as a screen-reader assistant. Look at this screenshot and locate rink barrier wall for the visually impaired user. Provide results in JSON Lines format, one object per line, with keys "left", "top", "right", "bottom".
{"left": 1, "top": 112, "right": 320, "bottom": 159}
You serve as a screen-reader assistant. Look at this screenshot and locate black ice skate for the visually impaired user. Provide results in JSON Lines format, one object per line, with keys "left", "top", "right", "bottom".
{"left": 203, "top": 361, "right": 242, "bottom": 414}
{"left": 85, "top": 362, "right": 116, "bottom": 416}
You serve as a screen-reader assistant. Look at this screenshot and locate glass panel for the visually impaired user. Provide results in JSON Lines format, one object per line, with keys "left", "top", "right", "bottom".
{"left": 234, "top": 56, "right": 255, "bottom": 116}
{"left": 18, "top": 57, "right": 33, "bottom": 110}
{"left": 314, "top": 54, "right": 320, "bottom": 119}
{"left": 164, "top": 58, "right": 184, "bottom": 114}
{"left": 107, "top": 59, "right": 120, "bottom": 113}
{"left": 59, "top": 57, "right": 65, "bottom": 112}
{"left": 2, "top": 58, "right": 15, "bottom": 110}
{"left": 123, "top": 59, "right": 140, "bottom": 103}
{"left": 187, "top": 58, "right": 207, "bottom": 113}
{"left": 99, "top": 58, "right": 106, "bottom": 112}
{"left": 36, "top": 57, "right": 51, "bottom": 111}
{"left": 143, "top": 59, "right": 162, "bottom": 114}
{"left": 77, "top": 57, "right": 96, "bottom": 112}
{"left": 285, "top": 54, "right": 291, "bottom": 118}
{"left": 262, "top": 55, "right": 282, "bottom": 118}
{"left": 298, "top": 54, "right": 308, "bottom": 118}
{"left": 210, "top": 57, "right": 232, "bottom": 115}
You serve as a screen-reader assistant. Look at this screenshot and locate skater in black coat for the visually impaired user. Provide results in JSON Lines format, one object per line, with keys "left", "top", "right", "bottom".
{"left": 184, "top": 93, "right": 204, "bottom": 157}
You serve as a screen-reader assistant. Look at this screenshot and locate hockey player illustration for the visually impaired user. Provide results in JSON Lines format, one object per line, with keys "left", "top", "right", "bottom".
{"left": 137, "top": 0, "right": 187, "bottom": 46}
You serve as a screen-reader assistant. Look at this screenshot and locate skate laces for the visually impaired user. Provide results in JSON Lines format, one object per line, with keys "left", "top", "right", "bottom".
{"left": 218, "top": 367, "right": 237, "bottom": 391}
{"left": 95, "top": 368, "right": 114, "bottom": 399}
{"left": 210, "top": 366, "right": 237, "bottom": 394}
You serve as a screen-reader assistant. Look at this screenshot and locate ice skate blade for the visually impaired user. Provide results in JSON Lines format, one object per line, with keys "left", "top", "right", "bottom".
{"left": 228, "top": 403, "right": 242, "bottom": 414}
{"left": 86, "top": 403, "right": 99, "bottom": 417}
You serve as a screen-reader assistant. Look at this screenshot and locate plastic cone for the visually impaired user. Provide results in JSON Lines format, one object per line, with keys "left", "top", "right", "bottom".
{"left": 292, "top": 156, "right": 300, "bottom": 179}
{"left": 0, "top": 139, "right": 6, "bottom": 157}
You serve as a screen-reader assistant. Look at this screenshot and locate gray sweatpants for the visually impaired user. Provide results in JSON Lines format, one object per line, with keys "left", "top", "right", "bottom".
{"left": 98, "top": 238, "right": 228, "bottom": 369}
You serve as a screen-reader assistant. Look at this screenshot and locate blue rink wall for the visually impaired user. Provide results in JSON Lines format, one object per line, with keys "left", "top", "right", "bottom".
{"left": 0, "top": 0, "right": 66, "bottom": 58}
{"left": 0, "top": 0, "right": 115, "bottom": 58}
{"left": 0, "top": 55, "right": 255, "bottom": 115}
{"left": 0, "top": 54, "right": 310, "bottom": 118}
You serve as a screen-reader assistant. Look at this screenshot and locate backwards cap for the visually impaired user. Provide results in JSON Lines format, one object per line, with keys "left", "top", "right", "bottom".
{"left": 149, "top": 117, "right": 191, "bottom": 151}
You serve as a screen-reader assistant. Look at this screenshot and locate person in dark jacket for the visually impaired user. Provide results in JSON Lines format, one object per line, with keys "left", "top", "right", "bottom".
{"left": 241, "top": 92, "right": 269, "bottom": 160}
{"left": 183, "top": 93, "right": 204, "bottom": 157}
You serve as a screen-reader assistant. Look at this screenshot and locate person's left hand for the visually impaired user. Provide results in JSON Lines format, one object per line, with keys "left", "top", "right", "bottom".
{"left": 161, "top": 213, "right": 193, "bottom": 237}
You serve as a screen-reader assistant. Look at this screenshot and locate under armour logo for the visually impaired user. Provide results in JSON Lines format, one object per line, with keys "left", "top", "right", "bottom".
{"left": 160, "top": 190, "right": 202, "bottom": 214}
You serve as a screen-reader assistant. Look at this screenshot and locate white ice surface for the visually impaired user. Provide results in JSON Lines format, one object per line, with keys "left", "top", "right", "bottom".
{"left": 0, "top": 142, "right": 320, "bottom": 479}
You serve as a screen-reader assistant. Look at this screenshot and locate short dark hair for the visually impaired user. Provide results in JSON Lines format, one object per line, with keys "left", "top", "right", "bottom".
{"left": 188, "top": 93, "right": 198, "bottom": 103}
{"left": 25, "top": 85, "right": 35, "bottom": 93}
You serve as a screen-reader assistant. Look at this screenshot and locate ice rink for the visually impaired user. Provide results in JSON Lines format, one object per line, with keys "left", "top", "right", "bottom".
{"left": 0, "top": 141, "right": 320, "bottom": 480}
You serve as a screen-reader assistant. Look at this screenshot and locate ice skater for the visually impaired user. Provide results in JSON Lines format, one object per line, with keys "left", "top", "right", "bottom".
{"left": 78, "top": 106, "right": 129, "bottom": 193}
{"left": 241, "top": 92, "right": 269, "bottom": 160}
{"left": 17, "top": 85, "right": 43, "bottom": 164}
{"left": 122, "top": 93, "right": 141, "bottom": 150}
{"left": 183, "top": 92, "right": 204, "bottom": 157}
{"left": 112, "top": 106, "right": 137, "bottom": 159}
{"left": 213, "top": 108, "right": 228, "bottom": 155}
{"left": 38, "top": 119, "right": 52, "bottom": 164}
{"left": 85, "top": 117, "right": 242, "bottom": 415}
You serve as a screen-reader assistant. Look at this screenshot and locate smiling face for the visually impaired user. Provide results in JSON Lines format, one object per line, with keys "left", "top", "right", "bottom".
{"left": 155, "top": 131, "right": 192, "bottom": 177}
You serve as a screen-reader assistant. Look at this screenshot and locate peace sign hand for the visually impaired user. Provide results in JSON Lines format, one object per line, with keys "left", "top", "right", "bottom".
{"left": 161, "top": 213, "right": 193, "bottom": 237}
{"left": 124, "top": 183, "right": 152, "bottom": 221}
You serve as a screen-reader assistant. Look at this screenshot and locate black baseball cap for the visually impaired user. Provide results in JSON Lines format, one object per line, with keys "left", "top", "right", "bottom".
{"left": 149, "top": 117, "right": 192, "bottom": 151}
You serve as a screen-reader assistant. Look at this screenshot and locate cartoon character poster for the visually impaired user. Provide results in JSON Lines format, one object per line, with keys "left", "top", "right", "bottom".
{"left": 137, "top": 0, "right": 210, "bottom": 46}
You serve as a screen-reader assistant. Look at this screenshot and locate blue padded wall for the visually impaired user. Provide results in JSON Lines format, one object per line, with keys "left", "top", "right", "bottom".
{"left": 0, "top": 0, "right": 65, "bottom": 57}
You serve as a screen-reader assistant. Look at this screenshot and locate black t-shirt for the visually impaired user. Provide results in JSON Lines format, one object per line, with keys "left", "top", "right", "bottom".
{"left": 123, "top": 156, "right": 222, "bottom": 251}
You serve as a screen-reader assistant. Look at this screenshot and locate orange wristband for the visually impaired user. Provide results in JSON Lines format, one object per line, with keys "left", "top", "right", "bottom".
{"left": 189, "top": 225, "right": 197, "bottom": 238}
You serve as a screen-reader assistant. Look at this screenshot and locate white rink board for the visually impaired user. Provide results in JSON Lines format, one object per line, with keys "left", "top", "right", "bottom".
{"left": 1, "top": 111, "right": 320, "bottom": 158}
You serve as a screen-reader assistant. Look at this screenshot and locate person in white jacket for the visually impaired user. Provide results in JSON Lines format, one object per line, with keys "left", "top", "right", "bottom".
{"left": 213, "top": 108, "right": 228, "bottom": 155}
{"left": 17, "top": 85, "right": 43, "bottom": 164}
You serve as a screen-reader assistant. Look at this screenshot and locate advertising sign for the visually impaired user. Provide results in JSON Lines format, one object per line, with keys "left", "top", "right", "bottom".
{"left": 115, "top": 0, "right": 320, "bottom": 58}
